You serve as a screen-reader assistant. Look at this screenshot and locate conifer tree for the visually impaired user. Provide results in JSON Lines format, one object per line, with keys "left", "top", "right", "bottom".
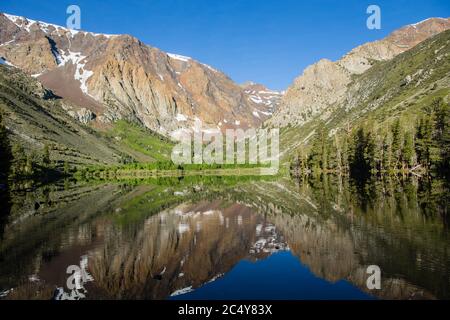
{"left": 382, "top": 134, "right": 393, "bottom": 172}
{"left": 340, "top": 133, "right": 350, "bottom": 172}
{"left": 434, "top": 98, "right": 450, "bottom": 172}
{"left": 402, "top": 132, "right": 416, "bottom": 168}
{"left": 0, "top": 112, "right": 12, "bottom": 181}
{"left": 391, "top": 119, "right": 403, "bottom": 169}
{"left": 328, "top": 135, "right": 341, "bottom": 172}
{"left": 11, "top": 143, "right": 26, "bottom": 177}
{"left": 308, "top": 122, "right": 328, "bottom": 172}
{"left": 415, "top": 116, "right": 433, "bottom": 169}
{"left": 349, "top": 127, "right": 369, "bottom": 174}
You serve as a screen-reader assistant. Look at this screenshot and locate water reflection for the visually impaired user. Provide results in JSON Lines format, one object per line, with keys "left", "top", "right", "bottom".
{"left": 0, "top": 175, "right": 448, "bottom": 299}
{"left": 88, "top": 200, "right": 291, "bottom": 299}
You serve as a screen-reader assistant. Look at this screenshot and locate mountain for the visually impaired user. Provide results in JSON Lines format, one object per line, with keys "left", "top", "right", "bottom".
{"left": 0, "top": 13, "right": 282, "bottom": 135}
{"left": 268, "top": 17, "right": 450, "bottom": 129}
{"left": 1, "top": 13, "right": 448, "bottom": 167}
{"left": 0, "top": 64, "right": 174, "bottom": 167}
{"left": 281, "top": 28, "right": 450, "bottom": 168}
{"left": 241, "top": 82, "right": 283, "bottom": 120}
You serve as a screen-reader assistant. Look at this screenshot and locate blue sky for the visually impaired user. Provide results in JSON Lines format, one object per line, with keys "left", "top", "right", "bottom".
{"left": 1, "top": 0, "right": 449, "bottom": 90}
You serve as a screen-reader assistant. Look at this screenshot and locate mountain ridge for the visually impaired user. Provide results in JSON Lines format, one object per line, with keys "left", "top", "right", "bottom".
{"left": 268, "top": 17, "right": 450, "bottom": 129}
{"left": 1, "top": 12, "right": 449, "bottom": 168}
{"left": 0, "top": 12, "right": 282, "bottom": 135}
{"left": 281, "top": 29, "right": 450, "bottom": 168}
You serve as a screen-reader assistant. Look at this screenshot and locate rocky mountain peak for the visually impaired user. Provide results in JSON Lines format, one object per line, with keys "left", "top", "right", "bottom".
{"left": 268, "top": 17, "right": 450, "bottom": 128}
{"left": 0, "top": 12, "right": 280, "bottom": 135}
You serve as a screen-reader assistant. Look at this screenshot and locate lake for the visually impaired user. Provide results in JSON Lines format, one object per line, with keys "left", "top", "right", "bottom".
{"left": 0, "top": 175, "right": 448, "bottom": 299}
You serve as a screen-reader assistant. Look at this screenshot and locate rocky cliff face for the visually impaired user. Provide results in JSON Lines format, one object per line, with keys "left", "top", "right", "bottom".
{"left": 268, "top": 17, "right": 450, "bottom": 128}
{"left": 0, "top": 13, "right": 281, "bottom": 135}
{"left": 0, "top": 65, "right": 139, "bottom": 166}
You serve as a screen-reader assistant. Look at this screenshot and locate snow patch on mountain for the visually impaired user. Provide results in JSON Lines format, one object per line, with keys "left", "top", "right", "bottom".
{"left": 176, "top": 113, "right": 188, "bottom": 122}
{"left": 168, "top": 53, "right": 191, "bottom": 62}
{"left": 2, "top": 13, "right": 117, "bottom": 38}
{"left": 249, "top": 96, "right": 263, "bottom": 104}
{"left": 3, "top": 13, "right": 22, "bottom": 27}
{"left": 243, "top": 85, "right": 283, "bottom": 119}
{"left": 201, "top": 63, "right": 219, "bottom": 73}
{"left": 0, "top": 38, "right": 15, "bottom": 47}
{"left": 410, "top": 17, "right": 447, "bottom": 28}
{"left": 76, "top": 68, "right": 94, "bottom": 95}
{"left": 57, "top": 50, "right": 94, "bottom": 95}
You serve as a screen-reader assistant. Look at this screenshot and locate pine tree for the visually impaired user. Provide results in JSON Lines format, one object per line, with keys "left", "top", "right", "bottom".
{"left": 297, "top": 147, "right": 308, "bottom": 174}
{"left": 308, "top": 122, "right": 328, "bottom": 172}
{"left": 365, "top": 130, "right": 377, "bottom": 173}
{"left": 382, "top": 134, "right": 393, "bottom": 172}
{"left": 11, "top": 143, "right": 26, "bottom": 177}
{"left": 349, "top": 127, "right": 369, "bottom": 175}
{"left": 402, "top": 132, "right": 416, "bottom": 168}
{"left": 0, "top": 112, "right": 12, "bottom": 181}
{"left": 415, "top": 116, "right": 433, "bottom": 169}
{"left": 328, "top": 135, "right": 342, "bottom": 172}
{"left": 291, "top": 146, "right": 309, "bottom": 177}
{"left": 434, "top": 98, "right": 450, "bottom": 173}
{"left": 373, "top": 134, "right": 384, "bottom": 172}
{"left": 340, "top": 133, "right": 350, "bottom": 172}
{"left": 391, "top": 119, "right": 403, "bottom": 169}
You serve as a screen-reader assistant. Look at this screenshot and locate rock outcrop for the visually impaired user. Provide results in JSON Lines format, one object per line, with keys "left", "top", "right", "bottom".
{"left": 268, "top": 17, "right": 450, "bottom": 128}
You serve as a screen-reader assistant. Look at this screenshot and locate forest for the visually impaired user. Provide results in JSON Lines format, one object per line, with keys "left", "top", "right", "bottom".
{"left": 290, "top": 98, "right": 450, "bottom": 179}
{"left": 0, "top": 111, "right": 66, "bottom": 186}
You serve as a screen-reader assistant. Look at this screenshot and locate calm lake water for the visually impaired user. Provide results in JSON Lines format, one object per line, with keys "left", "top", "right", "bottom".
{"left": 0, "top": 175, "right": 448, "bottom": 299}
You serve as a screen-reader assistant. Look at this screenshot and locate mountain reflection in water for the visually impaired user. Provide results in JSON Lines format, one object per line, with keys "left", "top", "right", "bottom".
{"left": 0, "top": 176, "right": 448, "bottom": 300}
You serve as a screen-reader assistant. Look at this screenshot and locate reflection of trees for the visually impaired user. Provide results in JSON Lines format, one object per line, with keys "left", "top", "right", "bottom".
{"left": 1, "top": 175, "right": 449, "bottom": 300}
{"left": 1, "top": 180, "right": 269, "bottom": 299}
{"left": 0, "top": 111, "right": 12, "bottom": 240}
{"left": 0, "top": 183, "right": 133, "bottom": 296}
{"left": 233, "top": 176, "right": 450, "bottom": 299}
{"left": 0, "top": 188, "right": 11, "bottom": 240}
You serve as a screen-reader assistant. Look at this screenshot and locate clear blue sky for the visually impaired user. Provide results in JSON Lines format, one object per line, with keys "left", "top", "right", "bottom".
{"left": 1, "top": 0, "right": 449, "bottom": 90}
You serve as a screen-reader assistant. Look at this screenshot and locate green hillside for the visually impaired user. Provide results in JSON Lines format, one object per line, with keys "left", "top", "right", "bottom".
{"left": 0, "top": 65, "right": 173, "bottom": 180}
{"left": 108, "top": 120, "right": 173, "bottom": 162}
{"left": 285, "top": 30, "right": 450, "bottom": 176}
